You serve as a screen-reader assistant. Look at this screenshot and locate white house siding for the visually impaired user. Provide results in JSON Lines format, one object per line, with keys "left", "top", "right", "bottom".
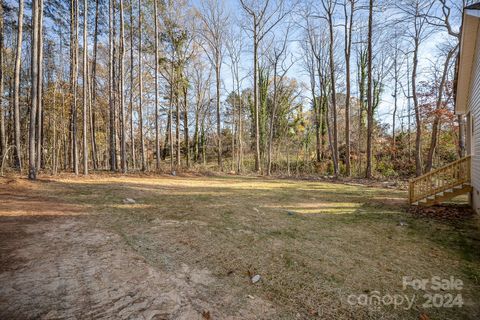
{"left": 467, "top": 30, "right": 480, "bottom": 213}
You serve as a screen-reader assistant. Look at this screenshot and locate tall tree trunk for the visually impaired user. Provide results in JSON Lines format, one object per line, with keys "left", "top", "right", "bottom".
{"left": 82, "top": 0, "right": 88, "bottom": 175}
{"left": 193, "top": 107, "right": 199, "bottom": 163}
{"left": 90, "top": 0, "right": 99, "bottom": 169}
{"left": 0, "top": 1, "right": 5, "bottom": 162}
{"left": 327, "top": 10, "right": 339, "bottom": 176}
{"left": 129, "top": 0, "right": 135, "bottom": 170}
{"left": 412, "top": 36, "right": 422, "bottom": 177}
{"left": 366, "top": 0, "right": 374, "bottom": 179}
{"left": 13, "top": 0, "right": 24, "bottom": 171}
{"left": 154, "top": 0, "right": 160, "bottom": 170}
{"left": 357, "top": 49, "right": 367, "bottom": 174}
{"left": 309, "top": 64, "right": 320, "bottom": 163}
{"left": 253, "top": 26, "right": 261, "bottom": 173}
{"left": 267, "top": 63, "right": 278, "bottom": 176}
{"left": 108, "top": 0, "right": 116, "bottom": 171}
{"left": 344, "top": 0, "right": 354, "bottom": 176}
{"left": 52, "top": 84, "right": 57, "bottom": 174}
{"left": 175, "top": 82, "right": 180, "bottom": 168}
{"left": 29, "top": 0, "right": 42, "bottom": 180}
{"left": 392, "top": 41, "right": 399, "bottom": 159}
{"left": 138, "top": 0, "right": 146, "bottom": 171}
{"left": 168, "top": 73, "right": 175, "bottom": 173}
{"left": 36, "top": 0, "right": 44, "bottom": 171}
{"left": 119, "top": 0, "right": 126, "bottom": 173}
{"left": 183, "top": 85, "right": 189, "bottom": 168}
{"left": 169, "top": 63, "right": 174, "bottom": 172}
{"left": 237, "top": 77, "right": 243, "bottom": 173}
{"left": 216, "top": 56, "right": 222, "bottom": 170}
{"left": 71, "top": 0, "right": 79, "bottom": 175}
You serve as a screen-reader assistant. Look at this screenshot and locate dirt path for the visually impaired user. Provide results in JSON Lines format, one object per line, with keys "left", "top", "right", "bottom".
{"left": 0, "top": 212, "right": 273, "bottom": 319}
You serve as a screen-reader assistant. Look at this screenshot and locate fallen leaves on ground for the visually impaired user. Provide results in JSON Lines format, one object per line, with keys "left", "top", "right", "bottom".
{"left": 409, "top": 204, "right": 474, "bottom": 221}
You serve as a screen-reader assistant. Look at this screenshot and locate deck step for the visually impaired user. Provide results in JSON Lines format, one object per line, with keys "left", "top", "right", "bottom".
{"left": 411, "top": 184, "right": 472, "bottom": 206}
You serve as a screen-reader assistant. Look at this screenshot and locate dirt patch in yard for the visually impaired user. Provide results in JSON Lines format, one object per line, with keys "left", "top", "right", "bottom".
{"left": 0, "top": 179, "right": 274, "bottom": 320}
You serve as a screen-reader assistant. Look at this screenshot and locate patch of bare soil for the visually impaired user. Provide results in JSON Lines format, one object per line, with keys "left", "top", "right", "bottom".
{"left": 0, "top": 180, "right": 274, "bottom": 319}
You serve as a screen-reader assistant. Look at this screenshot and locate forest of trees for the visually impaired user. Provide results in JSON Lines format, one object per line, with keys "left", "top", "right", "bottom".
{"left": 0, "top": 0, "right": 470, "bottom": 180}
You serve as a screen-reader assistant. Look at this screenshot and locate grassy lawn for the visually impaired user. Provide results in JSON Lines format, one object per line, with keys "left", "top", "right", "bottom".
{"left": 2, "top": 174, "right": 480, "bottom": 319}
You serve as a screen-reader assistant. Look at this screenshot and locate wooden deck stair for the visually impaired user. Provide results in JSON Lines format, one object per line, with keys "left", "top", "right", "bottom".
{"left": 409, "top": 156, "right": 471, "bottom": 206}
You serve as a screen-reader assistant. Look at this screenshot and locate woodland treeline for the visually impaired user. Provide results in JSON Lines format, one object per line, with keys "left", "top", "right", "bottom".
{"left": 0, "top": 0, "right": 470, "bottom": 179}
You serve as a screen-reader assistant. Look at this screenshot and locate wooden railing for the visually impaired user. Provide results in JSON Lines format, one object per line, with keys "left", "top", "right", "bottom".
{"left": 409, "top": 156, "right": 471, "bottom": 204}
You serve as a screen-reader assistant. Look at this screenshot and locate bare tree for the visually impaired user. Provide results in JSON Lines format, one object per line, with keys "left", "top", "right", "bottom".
{"left": 138, "top": 0, "right": 146, "bottom": 171}
{"left": 425, "top": 0, "right": 464, "bottom": 161}
{"left": 90, "top": 0, "right": 99, "bottom": 170}
{"left": 321, "top": 0, "right": 339, "bottom": 176}
{"left": 226, "top": 26, "right": 245, "bottom": 173}
{"left": 424, "top": 45, "right": 457, "bottom": 172}
{"left": 388, "top": 30, "right": 406, "bottom": 157}
{"left": 343, "top": 0, "right": 356, "bottom": 176}
{"left": 70, "top": 0, "right": 80, "bottom": 174}
{"left": 119, "top": 0, "right": 126, "bottom": 173}
{"left": 109, "top": 0, "right": 116, "bottom": 171}
{"left": 29, "top": 0, "right": 43, "bottom": 180}
{"left": 397, "top": 0, "right": 435, "bottom": 176}
{"left": 36, "top": 0, "right": 44, "bottom": 171}
{"left": 304, "top": 16, "right": 330, "bottom": 168}
{"left": 239, "top": 0, "right": 290, "bottom": 173}
{"left": 198, "top": 0, "right": 228, "bottom": 171}
{"left": 129, "top": 0, "right": 136, "bottom": 170}
{"left": 154, "top": 0, "right": 160, "bottom": 170}
{"left": 13, "top": 0, "right": 25, "bottom": 171}
{"left": 267, "top": 27, "right": 292, "bottom": 176}
{"left": 82, "top": 0, "right": 88, "bottom": 175}
{"left": 0, "top": 0, "right": 5, "bottom": 162}
{"left": 366, "top": 0, "right": 374, "bottom": 179}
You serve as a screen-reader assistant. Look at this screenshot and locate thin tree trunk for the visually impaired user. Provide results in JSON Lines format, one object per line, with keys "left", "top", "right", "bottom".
{"left": 253, "top": 26, "right": 261, "bottom": 173}
{"left": 53, "top": 84, "right": 57, "bottom": 174}
{"left": 216, "top": 57, "right": 222, "bottom": 170}
{"left": 82, "top": 0, "right": 88, "bottom": 175}
{"left": 267, "top": 63, "right": 278, "bottom": 176}
{"left": 193, "top": 107, "right": 199, "bottom": 162}
{"left": 154, "top": 0, "right": 160, "bottom": 170}
{"left": 183, "top": 85, "right": 189, "bottom": 168}
{"left": 366, "top": 0, "right": 373, "bottom": 179}
{"left": 13, "top": 0, "right": 24, "bottom": 171}
{"left": 109, "top": 0, "right": 116, "bottom": 171}
{"left": 344, "top": 0, "right": 354, "bottom": 176}
{"left": 129, "top": 0, "right": 135, "bottom": 170}
{"left": 138, "top": 0, "right": 146, "bottom": 171}
{"left": 175, "top": 82, "right": 180, "bottom": 168}
{"left": 169, "top": 63, "right": 174, "bottom": 172}
{"left": 0, "top": 1, "right": 5, "bottom": 162}
{"left": 71, "top": 0, "right": 79, "bottom": 175}
{"left": 29, "top": 0, "right": 41, "bottom": 180}
{"left": 36, "top": 0, "right": 44, "bottom": 171}
{"left": 327, "top": 10, "right": 339, "bottom": 176}
{"left": 237, "top": 78, "right": 243, "bottom": 173}
{"left": 90, "top": 0, "right": 99, "bottom": 169}
{"left": 119, "top": 0, "right": 126, "bottom": 173}
{"left": 392, "top": 42, "right": 398, "bottom": 159}
{"left": 412, "top": 36, "right": 422, "bottom": 177}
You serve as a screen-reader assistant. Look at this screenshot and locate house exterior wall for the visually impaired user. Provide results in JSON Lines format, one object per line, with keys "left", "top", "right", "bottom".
{"left": 467, "top": 29, "right": 480, "bottom": 213}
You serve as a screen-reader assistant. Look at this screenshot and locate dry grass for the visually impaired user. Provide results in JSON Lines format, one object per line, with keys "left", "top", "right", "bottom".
{"left": 1, "top": 173, "right": 480, "bottom": 319}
